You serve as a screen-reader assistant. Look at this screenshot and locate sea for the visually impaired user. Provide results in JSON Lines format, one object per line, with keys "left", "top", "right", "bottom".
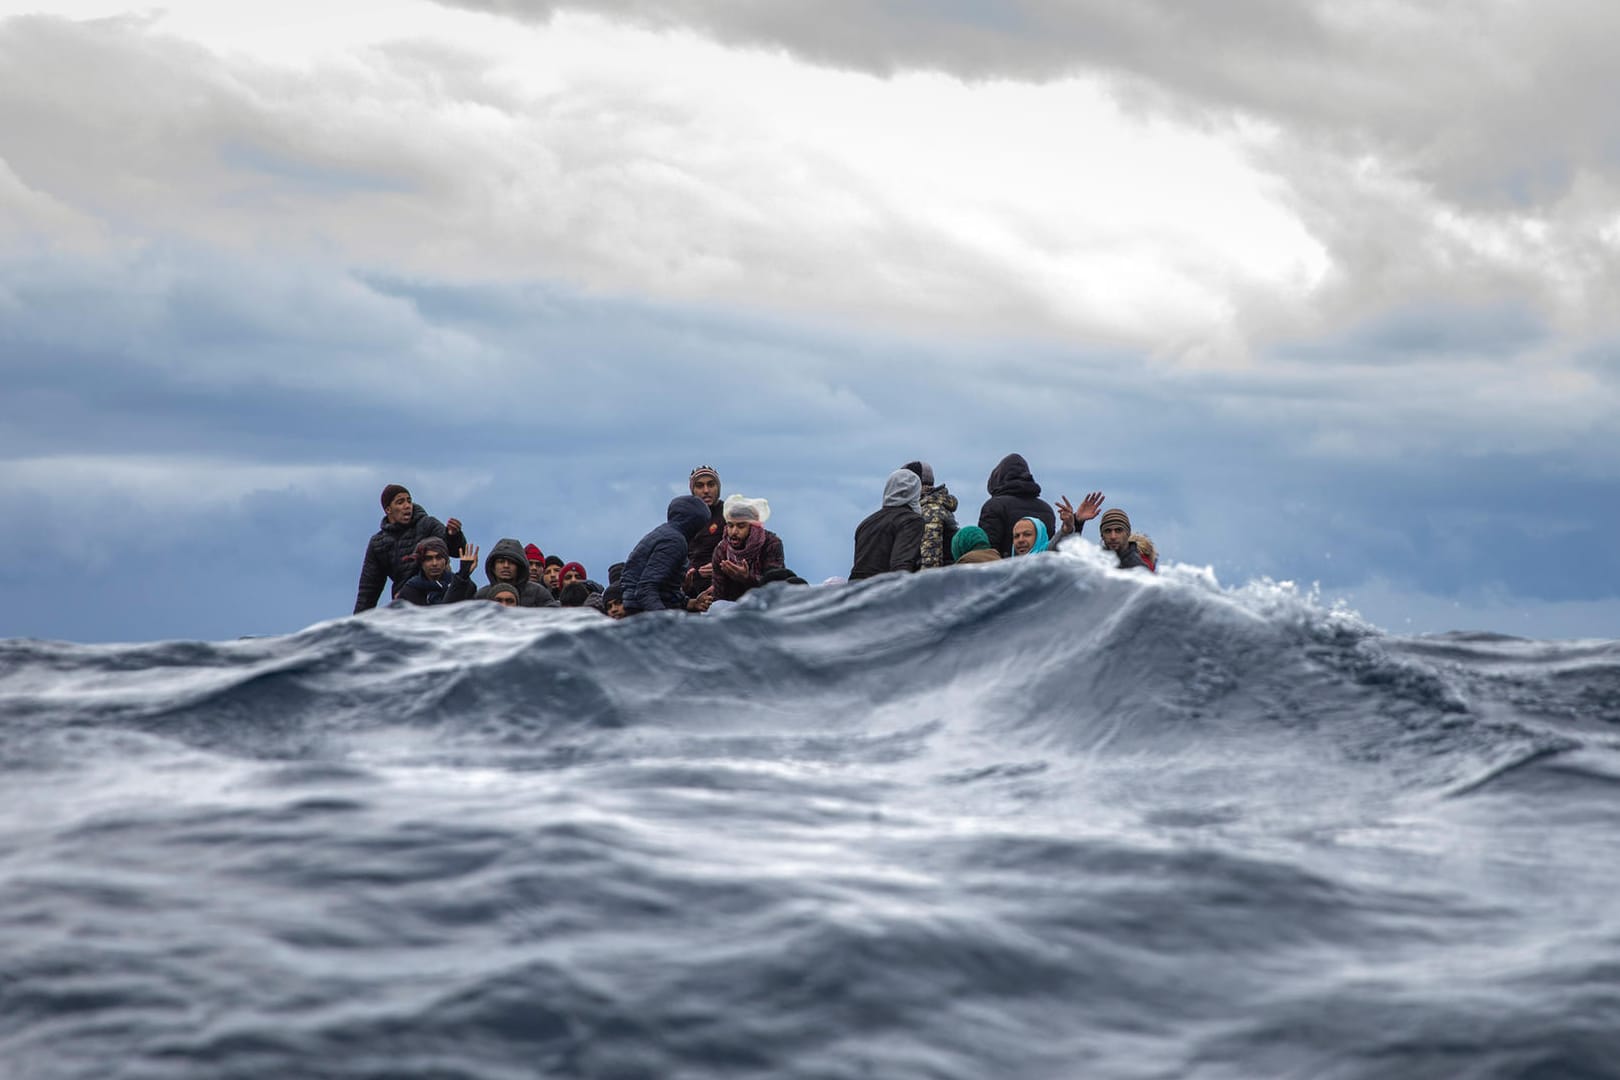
{"left": 3, "top": 549, "right": 1618, "bottom": 1080}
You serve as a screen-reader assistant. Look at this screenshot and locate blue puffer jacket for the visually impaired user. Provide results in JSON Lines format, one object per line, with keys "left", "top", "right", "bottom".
{"left": 621, "top": 496, "right": 715, "bottom": 613}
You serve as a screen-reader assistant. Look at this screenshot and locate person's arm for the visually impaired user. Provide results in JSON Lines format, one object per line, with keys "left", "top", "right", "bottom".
{"left": 890, "top": 515, "right": 924, "bottom": 573}
{"left": 354, "top": 542, "right": 387, "bottom": 614}
{"left": 1052, "top": 493, "right": 1104, "bottom": 550}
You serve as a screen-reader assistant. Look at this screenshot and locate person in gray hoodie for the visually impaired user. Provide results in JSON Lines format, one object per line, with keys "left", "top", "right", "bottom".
{"left": 475, "top": 538, "right": 560, "bottom": 607}
{"left": 849, "top": 469, "right": 925, "bottom": 580}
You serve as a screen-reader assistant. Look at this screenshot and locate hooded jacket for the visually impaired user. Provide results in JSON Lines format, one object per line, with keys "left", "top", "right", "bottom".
{"left": 354, "top": 504, "right": 463, "bottom": 613}
{"left": 977, "top": 454, "right": 1056, "bottom": 558}
{"left": 622, "top": 495, "right": 715, "bottom": 612}
{"left": 1114, "top": 540, "right": 1152, "bottom": 572}
{"left": 475, "top": 537, "right": 561, "bottom": 607}
{"left": 849, "top": 470, "right": 925, "bottom": 580}
{"left": 918, "top": 485, "right": 960, "bottom": 569}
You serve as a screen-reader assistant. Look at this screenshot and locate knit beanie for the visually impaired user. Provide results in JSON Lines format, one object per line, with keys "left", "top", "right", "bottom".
{"left": 1099, "top": 508, "right": 1132, "bottom": 534}
{"left": 544, "top": 555, "right": 564, "bottom": 569}
{"left": 413, "top": 536, "right": 449, "bottom": 562}
{"left": 524, "top": 543, "right": 543, "bottom": 562}
{"left": 902, "top": 460, "right": 935, "bottom": 488}
{"left": 381, "top": 484, "right": 410, "bottom": 509}
{"left": 560, "top": 561, "right": 588, "bottom": 582}
{"left": 689, "top": 465, "right": 721, "bottom": 490}
{"left": 487, "top": 581, "right": 520, "bottom": 601}
{"left": 950, "top": 526, "right": 991, "bottom": 562}
{"left": 559, "top": 582, "right": 590, "bottom": 607}
{"left": 607, "top": 562, "right": 625, "bottom": 586}
{"left": 603, "top": 582, "right": 625, "bottom": 604}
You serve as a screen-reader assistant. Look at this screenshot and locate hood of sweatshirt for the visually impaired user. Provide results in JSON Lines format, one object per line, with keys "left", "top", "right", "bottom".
{"left": 667, "top": 495, "right": 716, "bottom": 539}
{"left": 986, "top": 454, "right": 1041, "bottom": 499}
{"left": 882, "top": 469, "right": 923, "bottom": 513}
{"left": 483, "top": 537, "right": 532, "bottom": 587}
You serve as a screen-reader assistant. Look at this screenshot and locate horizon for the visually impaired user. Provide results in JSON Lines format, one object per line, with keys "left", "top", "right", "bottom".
{"left": 1, "top": 2, "right": 1616, "bottom": 643}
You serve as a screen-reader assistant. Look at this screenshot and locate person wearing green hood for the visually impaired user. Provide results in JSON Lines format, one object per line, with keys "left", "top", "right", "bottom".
{"left": 950, "top": 526, "right": 1001, "bottom": 565}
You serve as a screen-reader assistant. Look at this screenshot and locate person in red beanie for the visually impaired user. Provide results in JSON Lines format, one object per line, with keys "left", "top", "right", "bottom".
{"left": 524, "top": 543, "right": 545, "bottom": 585}
{"left": 354, "top": 485, "right": 466, "bottom": 613}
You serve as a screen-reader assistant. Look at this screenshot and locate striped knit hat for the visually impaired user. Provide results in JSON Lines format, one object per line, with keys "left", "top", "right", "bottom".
{"left": 1099, "top": 508, "right": 1132, "bottom": 534}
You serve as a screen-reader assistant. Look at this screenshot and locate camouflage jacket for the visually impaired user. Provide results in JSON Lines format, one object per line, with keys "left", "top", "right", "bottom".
{"left": 918, "top": 486, "right": 960, "bottom": 569}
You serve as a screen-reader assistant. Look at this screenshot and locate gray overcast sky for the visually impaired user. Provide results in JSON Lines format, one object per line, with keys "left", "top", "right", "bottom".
{"left": 1, "top": 1, "right": 1616, "bottom": 641}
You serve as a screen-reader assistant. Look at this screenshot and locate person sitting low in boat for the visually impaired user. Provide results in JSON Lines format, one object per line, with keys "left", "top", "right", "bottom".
{"left": 485, "top": 581, "right": 521, "bottom": 608}
{"left": 476, "top": 538, "right": 559, "bottom": 607}
{"left": 1010, "top": 516, "right": 1050, "bottom": 556}
{"left": 1098, "top": 508, "right": 1153, "bottom": 572}
{"left": 395, "top": 537, "right": 480, "bottom": 606}
{"left": 950, "top": 526, "right": 1001, "bottom": 565}
{"left": 711, "top": 495, "right": 786, "bottom": 603}
{"left": 602, "top": 582, "right": 627, "bottom": 619}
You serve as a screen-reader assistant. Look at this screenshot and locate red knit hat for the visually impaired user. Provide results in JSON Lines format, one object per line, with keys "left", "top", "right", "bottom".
{"left": 524, "top": 543, "right": 543, "bottom": 561}
{"left": 560, "top": 561, "right": 588, "bottom": 582}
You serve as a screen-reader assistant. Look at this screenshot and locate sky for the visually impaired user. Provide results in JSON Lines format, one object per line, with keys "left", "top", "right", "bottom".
{"left": 1, "top": 0, "right": 1616, "bottom": 642}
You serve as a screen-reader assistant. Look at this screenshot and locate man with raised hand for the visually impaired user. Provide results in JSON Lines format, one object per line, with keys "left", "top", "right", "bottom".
{"left": 354, "top": 484, "right": 466, "bottom": 613}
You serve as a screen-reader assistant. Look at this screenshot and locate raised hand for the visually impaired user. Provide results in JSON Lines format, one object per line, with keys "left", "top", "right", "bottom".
{"left": 457, "top": 543, "right": 480, "bottom": 574}
{"left": 446, "top": 517, "right": 464, "bottom": 536}
{"left": 1075, "top": 491, "right": 1104, "bottom": 522}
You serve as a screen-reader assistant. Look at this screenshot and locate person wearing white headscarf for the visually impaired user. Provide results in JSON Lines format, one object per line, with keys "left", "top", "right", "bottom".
{"left": 709, "top": 494, "right": 787, "bottom": 603}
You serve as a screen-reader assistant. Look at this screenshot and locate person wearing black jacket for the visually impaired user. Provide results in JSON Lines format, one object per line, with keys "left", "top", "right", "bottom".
{"left": 475, "top": 537, "right": 560, "bottom": 608}
{"left": 683, "top": 465, "right": 727, "bottom": 599}
{"left": 621, "top": 495, "right": 715, "bottom": 614}
{"left": 395, "top": 537, "right": 480, "bottom": 606}
{"left": 354, "top": 485, "right": 466, "bottom": 613}
{"left": 977, "top": 454, "right": 1056, "bottom": 558}
{"left": 849, "top": 469, "right": 925, "bottom": 580}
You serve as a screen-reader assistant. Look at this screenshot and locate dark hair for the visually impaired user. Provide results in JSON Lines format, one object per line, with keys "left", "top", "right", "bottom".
{"left": 760, "top": 567, "right": 808, "bottom": 586}
{"left": 559, "top": 582, "right": 590, "bottom": 607}
{"left": 603, "top": 582, "right": 625, "bottom": 604}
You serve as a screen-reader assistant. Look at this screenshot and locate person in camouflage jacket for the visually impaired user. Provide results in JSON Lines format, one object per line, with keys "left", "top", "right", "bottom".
{"left": 904, "top": 461, "right": 959, "bottom": 568}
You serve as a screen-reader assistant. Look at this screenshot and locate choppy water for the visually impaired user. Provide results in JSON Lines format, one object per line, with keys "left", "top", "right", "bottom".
{"left": 3, "top": 551, "right": 1619, "bottom": 1080}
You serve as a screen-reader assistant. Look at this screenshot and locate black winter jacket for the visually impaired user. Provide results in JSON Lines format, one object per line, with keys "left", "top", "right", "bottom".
{"left": 474, "top": 538, "right": 560, "bottom": 607}
{"left": 354, "top": 505, "right": 463, "bottom": 613}
{"left": 977, "top": 454, "right": 1056, "bottom": 558}
{"left": 395, "top": 569, "right": 478, "bottom": 606}
{"left": 622, "top": 496, "right": 714, "bottom": 613}
{"left": 850, "top": 507, "right": 924, "bottom": 579}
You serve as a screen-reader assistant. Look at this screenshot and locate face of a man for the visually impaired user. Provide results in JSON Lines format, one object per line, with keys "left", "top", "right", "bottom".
{"left": 492, "top": 557, "right": 519, "bottom": 582}
{"left": 420, "top": 549, "right": 449, "bottom": 579}
{"left": 528, "top": 559, "right": 545, "bottom": 581}
{"left": 1101, "top": 524, "right": 1129, "bottom": 552}
{"left": 724, "top": 520, "right": 753, "bottom": 544}
{"left": 492, "top": 591, "right": 518, "bottom": 608}
{"left": 543, "top": 565, "right": 562, "bottom": 590}
{"left": 386, "top": 491, "right": 414, "bottom": 525}
{"left": 606, "top": 599, "right": 626, "bottom": 619}
{"left": 561, "top": 569, "right": 585, "bottom": 587}
{"left": 1011, "top": 519, "right": 1037, "bottom": 556}
{"left": 691, "top": 476, "right": 720, "bottom": 506}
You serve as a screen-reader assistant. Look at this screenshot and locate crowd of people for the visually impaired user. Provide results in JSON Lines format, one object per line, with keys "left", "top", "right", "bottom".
{"left": 352, "top": 455, "right": 1158, "bottom": 618}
